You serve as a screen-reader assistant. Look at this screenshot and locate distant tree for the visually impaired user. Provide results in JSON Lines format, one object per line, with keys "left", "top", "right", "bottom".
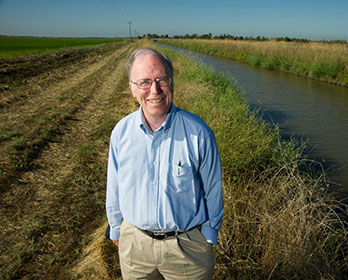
{"left": 198, "top": 33, "right": 212, "bottom": 39}
{"left": 146, "top": 33, "right": 159, "bottom": 39}
{"left": 262, "top": 36, "right": 269, "bottom": 41}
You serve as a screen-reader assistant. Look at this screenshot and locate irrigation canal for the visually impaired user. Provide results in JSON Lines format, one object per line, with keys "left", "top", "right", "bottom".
{"left": 158, "top": 43, "right": 348, "bottom": 197}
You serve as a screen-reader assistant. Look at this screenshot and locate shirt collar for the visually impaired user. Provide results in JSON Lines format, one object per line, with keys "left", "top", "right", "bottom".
{"left": 138, "top": 103, "right": 177, "bottom": 134}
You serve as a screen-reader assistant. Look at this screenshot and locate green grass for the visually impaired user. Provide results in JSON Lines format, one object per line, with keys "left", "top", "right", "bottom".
{"left": 0, "top": 36, "right": 124, "bottom": 58}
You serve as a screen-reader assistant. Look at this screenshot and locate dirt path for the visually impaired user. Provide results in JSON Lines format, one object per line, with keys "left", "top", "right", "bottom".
{"left": 0, "top": 42, "right": 130, "bottom": 185}
{"left": 0, "top": 41, "right": 138, "bottom": 279}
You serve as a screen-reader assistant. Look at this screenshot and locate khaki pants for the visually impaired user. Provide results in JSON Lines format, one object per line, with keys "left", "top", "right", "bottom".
{"left": 118, "top": 221, "right": 215, "bottom": 280}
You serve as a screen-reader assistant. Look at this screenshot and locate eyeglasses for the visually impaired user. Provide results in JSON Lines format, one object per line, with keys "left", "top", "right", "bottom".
{"left": 130, "top": 76, "right": 172, "bottom": 90}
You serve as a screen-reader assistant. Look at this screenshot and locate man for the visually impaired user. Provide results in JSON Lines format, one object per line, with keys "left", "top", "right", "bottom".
{"left": 106, "top": 47, "right": 224, "bottom": 279}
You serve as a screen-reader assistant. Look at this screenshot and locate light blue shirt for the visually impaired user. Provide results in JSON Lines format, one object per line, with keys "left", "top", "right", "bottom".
{"left": 106, "top": 104, "right": 224, "bottom": 245}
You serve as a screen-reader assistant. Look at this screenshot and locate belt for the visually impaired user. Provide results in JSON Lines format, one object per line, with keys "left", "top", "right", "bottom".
{"left": 137, "top": 225, "right": 201, "bottom": 240}
{"left": 139, "top": 229, "right": 184, "bottom": 240}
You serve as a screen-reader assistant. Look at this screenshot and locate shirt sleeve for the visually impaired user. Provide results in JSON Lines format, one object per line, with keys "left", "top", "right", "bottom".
{"left": 199, "top": 131, "right": 224, "bottom": 245}
{"left": 106, "top": 130, "right": 123, "bottom": 240}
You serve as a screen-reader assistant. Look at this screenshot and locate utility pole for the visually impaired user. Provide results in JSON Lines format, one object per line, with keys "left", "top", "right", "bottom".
{"left": 134, "top": 29, "right": 137, "bottom": 38}
{"left": 128, "top": 22, "right": 132, "bottom": 39}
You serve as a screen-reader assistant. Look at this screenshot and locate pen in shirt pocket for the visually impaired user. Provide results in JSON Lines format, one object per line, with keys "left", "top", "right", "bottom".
{"left": 178, "top": 160, "right": 181, "bottom": 175}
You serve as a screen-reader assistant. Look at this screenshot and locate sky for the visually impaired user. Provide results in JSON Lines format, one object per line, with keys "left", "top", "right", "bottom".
{"left": 0, "top": 0, "right": 347, "bottom": 40}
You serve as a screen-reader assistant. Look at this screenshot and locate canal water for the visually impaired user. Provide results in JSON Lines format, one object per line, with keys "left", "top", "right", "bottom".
{"left": 159, "top": 43, "right": 348, "bottom": 196}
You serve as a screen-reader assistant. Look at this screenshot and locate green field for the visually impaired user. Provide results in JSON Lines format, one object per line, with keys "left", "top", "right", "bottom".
{"left": 0, "top": 36, "right": 124, "bottom": 58}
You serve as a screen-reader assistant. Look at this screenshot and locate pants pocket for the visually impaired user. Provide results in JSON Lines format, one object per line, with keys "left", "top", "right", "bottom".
{"left": 177, "top": 228, "right": 214, "bottom": 266}
{"left": 118, "top": 221, "right": 134, "bottom": 260}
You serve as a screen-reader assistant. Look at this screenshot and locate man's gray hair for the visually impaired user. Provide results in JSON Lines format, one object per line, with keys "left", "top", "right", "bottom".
{"left": 126, "top": 47, "right": 174, "bottom": 81}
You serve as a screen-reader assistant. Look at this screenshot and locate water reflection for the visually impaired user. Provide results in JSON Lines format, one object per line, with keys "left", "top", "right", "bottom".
{"left": 158, "top": 43, "right": 348, "bottom": 196}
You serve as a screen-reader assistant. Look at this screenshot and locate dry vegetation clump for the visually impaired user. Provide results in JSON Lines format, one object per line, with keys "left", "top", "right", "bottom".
{"left": 216, "top": 157, "right": 348, "bottom": 279}
{"left": 72, "top": 222, "right": 121, "bottom": 280}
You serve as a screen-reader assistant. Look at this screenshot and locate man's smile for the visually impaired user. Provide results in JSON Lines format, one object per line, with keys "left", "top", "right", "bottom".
{"left": 147, "top": 97, "right": 165, "bottom": 104}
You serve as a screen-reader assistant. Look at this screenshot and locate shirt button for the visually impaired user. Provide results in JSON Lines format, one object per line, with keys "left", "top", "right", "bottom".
{"left": 152, "top": 202, "right": 155, "bottom": 206}
{"left": 154, "top": 141, "right": 158, "bottom": 145}
{"left": 153, "top": 161, "right": 157, "bottom": 165}
{"left": 153, "top": 181, "right": 156, "bottom": 185}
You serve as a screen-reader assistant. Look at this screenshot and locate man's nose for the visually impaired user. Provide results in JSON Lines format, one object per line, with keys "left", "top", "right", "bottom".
{"left": 150, "top": 80, "right": 161, "bottom": 94}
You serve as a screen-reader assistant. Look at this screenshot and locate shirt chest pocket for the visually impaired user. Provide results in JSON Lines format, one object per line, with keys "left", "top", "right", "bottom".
{"left": 165, "top": 161, "right": 195, "bottom": 193}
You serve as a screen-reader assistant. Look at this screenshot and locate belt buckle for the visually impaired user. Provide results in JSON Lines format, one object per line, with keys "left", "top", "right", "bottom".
{"left": 152, "top": 231, "right": 166, "bottom": 240}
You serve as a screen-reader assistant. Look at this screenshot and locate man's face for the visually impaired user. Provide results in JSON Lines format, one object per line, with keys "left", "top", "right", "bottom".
{"left": 129, "top": 53, "right": 173, "bottom": 123}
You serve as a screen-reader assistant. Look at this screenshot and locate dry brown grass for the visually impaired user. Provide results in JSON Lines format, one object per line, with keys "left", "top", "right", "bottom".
{"left": 72, "top": 222, "right": 121, "bottom": 280}
{"left": 198, "top": 39, "right": 348, "bottom": 62}
{"left": 215, "top": 157, "right": 348, "bottom": 279}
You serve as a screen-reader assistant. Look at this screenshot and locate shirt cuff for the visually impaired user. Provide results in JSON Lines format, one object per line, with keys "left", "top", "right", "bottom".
{"left": 110, "top": 226, "right": 121, "bottom": 241}
{"left": 200, "top": 225, "right": 218, "bottom": 245}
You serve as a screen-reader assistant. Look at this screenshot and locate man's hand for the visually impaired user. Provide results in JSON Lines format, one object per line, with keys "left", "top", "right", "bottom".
{"left": 112, "top": 240, "right": 119, "bottom": 247}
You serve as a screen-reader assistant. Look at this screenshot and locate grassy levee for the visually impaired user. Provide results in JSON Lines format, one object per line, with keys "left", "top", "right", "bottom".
{"left": 159, "top": 39, "right": 348, "bottom": 87}
{"left": 0, "top": 36, "right": 125, "bottom": 58}
{"left": 73, "top": 41, "right": 348, "bottom": 279}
